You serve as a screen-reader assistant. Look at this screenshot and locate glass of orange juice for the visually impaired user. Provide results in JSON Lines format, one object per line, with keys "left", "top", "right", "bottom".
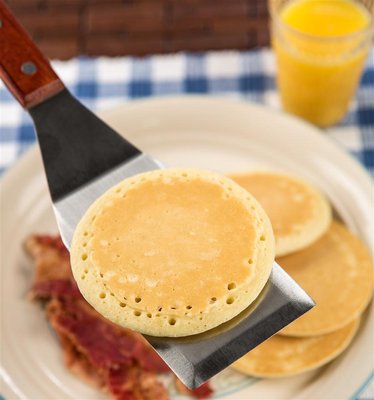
{"left": 270, "top": 0, "right": 373, "bottom": 127}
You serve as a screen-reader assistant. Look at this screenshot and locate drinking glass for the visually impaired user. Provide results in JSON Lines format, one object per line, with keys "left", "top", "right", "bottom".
{"left": 270, "top": 0, "right": 373, "bottom": 127}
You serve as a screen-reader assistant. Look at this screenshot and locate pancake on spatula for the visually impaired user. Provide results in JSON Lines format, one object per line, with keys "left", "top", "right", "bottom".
{"left": 232, "top": 318, "right": 359, "bottom": 378}
{"left": 71, "top": 168, "right": 275, "bottom": 337}
{"left": 279, "top": 221, "right": 374, "bottom": 337}
{"left": 229, "top": 171, "right": 331, "bottom": 256}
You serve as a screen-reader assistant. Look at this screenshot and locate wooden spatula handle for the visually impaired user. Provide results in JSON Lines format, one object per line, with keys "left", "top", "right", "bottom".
{"left": 0, "top": 1, "right": 64, "bottom": 108}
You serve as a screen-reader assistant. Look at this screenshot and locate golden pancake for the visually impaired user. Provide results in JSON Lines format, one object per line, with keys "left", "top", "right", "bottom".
{"left": 229, "top": 171, "right": 332, "bottom": 256}
{"left": 232, "top": 318, "right": 359, "bottom": 378}
{"left": 279, "top": 221, "right": 374, "bottom": 337}
{"left": 71, "top": 168, "right": 275, "bottom": 337}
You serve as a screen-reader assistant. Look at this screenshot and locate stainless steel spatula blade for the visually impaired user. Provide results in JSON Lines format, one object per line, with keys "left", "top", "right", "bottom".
{"left": 0, "top": 3, "right": 314, "bottom": 390}
{"left": 30, "top": 92, "right": 314, "bottom": 389}
{"left": 147, "top": 263, "right": 314, "bottom": 388}
{"left": 28, "top": 89, "right": 161, "bottom": 248}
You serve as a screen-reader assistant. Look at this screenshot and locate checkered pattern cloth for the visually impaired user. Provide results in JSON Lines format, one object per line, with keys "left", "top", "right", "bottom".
{"left": 0, "top": 49, "right": 373, "bottom": 399}
{"left": 0, "top": 48, "right": 374, "bottom": 176}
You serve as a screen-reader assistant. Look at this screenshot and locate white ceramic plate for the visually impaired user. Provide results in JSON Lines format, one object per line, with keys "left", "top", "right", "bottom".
{"left": 1, "top": 96, "right": 373, "bottom": 400}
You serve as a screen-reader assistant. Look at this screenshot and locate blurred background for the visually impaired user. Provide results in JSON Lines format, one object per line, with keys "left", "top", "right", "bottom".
{"left": 6, "top": 0, "right": 270, "bottom": 59}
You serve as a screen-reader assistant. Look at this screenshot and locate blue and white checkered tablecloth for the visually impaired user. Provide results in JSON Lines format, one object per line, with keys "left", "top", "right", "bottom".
{"left": 0, "top": 49, "right": 373, "bottom": 400}
{"left": 0, "top": 48, "right": 373, "bottom": 175}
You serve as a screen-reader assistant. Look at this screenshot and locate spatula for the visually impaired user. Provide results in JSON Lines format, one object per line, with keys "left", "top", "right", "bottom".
{"left": 0, "top": 2, "right": 314, "bottom": 390}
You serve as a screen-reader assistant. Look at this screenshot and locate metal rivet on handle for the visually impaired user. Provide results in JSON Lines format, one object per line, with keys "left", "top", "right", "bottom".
{"left": 21, "top": 62, "right": 37, "bottom": 75}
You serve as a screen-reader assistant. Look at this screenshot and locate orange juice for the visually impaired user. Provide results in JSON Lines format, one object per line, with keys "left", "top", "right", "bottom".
{"left": 272, "top": 0, "right": 372, "bottom": 127}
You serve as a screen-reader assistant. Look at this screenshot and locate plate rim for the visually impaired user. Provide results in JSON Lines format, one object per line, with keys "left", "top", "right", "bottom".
{"left": 1, "top": 95, "right": 373, "bottom": 400}
{"left": 1, "top": 95, "right": 373, "bottom": 192}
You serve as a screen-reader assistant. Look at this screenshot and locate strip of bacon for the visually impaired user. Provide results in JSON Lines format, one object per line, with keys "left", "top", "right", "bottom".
{"left": 58, "top": 331, "right": 105, "bottom": 389}
{"left": 47, "top": 297, "right": 169, "bottom": 399}
{"left": 25, "top": 235, "right": 72, "bottom": 284}
{"left": 47, "top": 297, "right": 169, "bottom": 373}
{"left": 26, "top": 235, "right": 213, "bottom": 400}
{"left": 108, "top": 366, "right": 169, "bottom": 400}
{"left": 175, "top": 378, "right": 214, "bottom": 400}
{"left": 30, "top": 279, "right": 81, "bottom": 300}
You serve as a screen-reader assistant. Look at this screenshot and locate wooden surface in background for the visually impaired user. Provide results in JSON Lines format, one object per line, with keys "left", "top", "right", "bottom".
{"left": 0, "top": 1, "right": 65, "bottom": 108}
{"left": 7, "top": 0, "right": 270, "bottom": 59}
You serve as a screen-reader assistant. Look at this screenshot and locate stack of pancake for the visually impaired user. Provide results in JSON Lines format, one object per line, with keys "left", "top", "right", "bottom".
{"left": 230, "top": 171, "right": 374, "bottom": 378}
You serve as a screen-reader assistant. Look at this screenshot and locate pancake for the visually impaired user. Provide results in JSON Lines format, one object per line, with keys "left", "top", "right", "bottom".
{"left": 279, "top": 221, "right": 374, "bottom": 337}
{"left": 229, "top": 171, "right": 332, "bottom": 256}
{"left": 70, "top": 168, "right": 275, "bottom": 337}
{"left": 232, "top": 318, "right": 359, "bottom": 378}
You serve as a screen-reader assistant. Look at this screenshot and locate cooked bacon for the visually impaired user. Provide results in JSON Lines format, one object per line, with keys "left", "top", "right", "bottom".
{"left": 33, "top": 235, "right": 68, "bottom": 253}
{"left": 25, "top": 235, "right": 72, "bottom": 286}
{"left": 135, "top": 343, "right": 171, "bottom": 374}
{"left": 47, "top": 297, "right": 169, "bottom": 373}
{"left": 191, "top": 382, "right": 214, "bottom": 399}
{"left": 175, "top": 378, "right": 214, "bottom": 400}
{"left": 31, "top": 279, "right": 81, "bottom": 300}
{"left": 58, "top": 331, "right": 105, "bottom": 389}
{"left": 108, "top": 366, "right": 169, "bottom": 400}
{"left": 26, "top": 234, "right": 213, "bottom": 400}
{"left": 47, "top": 297, "right": 169, "bottom": 399}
